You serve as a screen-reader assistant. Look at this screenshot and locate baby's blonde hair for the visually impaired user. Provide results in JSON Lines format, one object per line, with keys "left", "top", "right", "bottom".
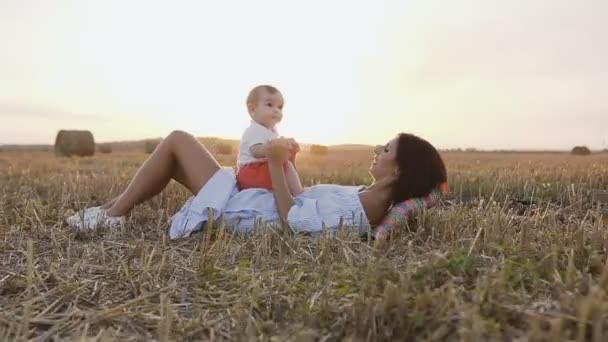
{"left": 246, "top": 85, "right": 281, "bottom": 108}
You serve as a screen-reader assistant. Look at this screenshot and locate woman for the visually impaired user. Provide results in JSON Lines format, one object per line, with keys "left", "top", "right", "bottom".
{"left": 66, "top": 130, "right": 447, "bottom": 239}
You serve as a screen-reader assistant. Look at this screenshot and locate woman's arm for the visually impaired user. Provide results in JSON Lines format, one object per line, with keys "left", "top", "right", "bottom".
{"left": 286, "top": 138, "right": 300, "bottom": 168}
{"left": 267, "top": 138, "right": 295, "bottom": 222}
{"left": 285, "top": 161, "right": 304, "bottom": 196}
{"left": 284, "top": 138, "right": 303, "bottom": 195}
{"left": 269, "top": 162, "right": 295, "bottom": 221}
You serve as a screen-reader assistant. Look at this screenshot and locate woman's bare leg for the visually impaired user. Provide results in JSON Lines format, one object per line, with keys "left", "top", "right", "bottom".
{"left": 101, "top": 197, "right": 119, "bottom": 209}
{"left": 104, "top": 130, "right": 221, "bottom": 217}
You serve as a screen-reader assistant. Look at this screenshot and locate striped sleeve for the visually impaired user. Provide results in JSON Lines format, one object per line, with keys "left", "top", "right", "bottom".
{"left": 373, "top": 188, "right": 442, "bottom": 240}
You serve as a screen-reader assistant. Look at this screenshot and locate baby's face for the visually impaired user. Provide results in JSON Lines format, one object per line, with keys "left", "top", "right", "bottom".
{"left": 249, "top": 90, "right": 284, "bottom": 129}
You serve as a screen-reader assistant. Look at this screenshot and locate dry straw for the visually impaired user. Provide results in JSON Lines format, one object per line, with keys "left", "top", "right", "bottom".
{"left": 2, "top": 149, "right": 608, "bottom": 340}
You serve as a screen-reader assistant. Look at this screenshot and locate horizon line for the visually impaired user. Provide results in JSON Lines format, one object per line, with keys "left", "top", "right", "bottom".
{"left": 1, "top": 139, "right": 606, "bottom": 153}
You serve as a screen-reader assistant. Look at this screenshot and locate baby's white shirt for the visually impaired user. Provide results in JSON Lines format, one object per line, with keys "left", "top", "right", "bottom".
{"left": 237, "top": 120, "right": 278, "bottom": 168}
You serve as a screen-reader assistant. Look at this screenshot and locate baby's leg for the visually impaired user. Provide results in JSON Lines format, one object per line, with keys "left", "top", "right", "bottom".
{"left": 285, "top": 161, "right": 304, "bottom": 196}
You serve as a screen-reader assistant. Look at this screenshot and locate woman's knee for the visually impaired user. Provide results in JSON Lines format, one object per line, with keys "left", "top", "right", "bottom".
{"left": 166, "top": 130, "right": 215, "bottom": 161}
{"left": 167, "top": 130, "right": 192, "bottom": 141}
{"left": 166, "top": 130, "right": 197, "bottom": 148}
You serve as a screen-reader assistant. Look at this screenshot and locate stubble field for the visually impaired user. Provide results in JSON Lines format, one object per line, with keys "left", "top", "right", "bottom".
{"left": 1, "top": 147, "right": 607, "bottom": 341}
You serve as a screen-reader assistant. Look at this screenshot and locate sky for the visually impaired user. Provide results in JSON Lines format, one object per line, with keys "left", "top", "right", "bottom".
{"left": 1, "top": 0, "right": 607, "bottom": 150}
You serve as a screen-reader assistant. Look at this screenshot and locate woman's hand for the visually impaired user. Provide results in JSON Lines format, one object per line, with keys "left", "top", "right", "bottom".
{"left": 287, "top": 138, "right": 300, "bottom": 163}
{"left": 268, "top": 138, "right": 292, "bottom": 164}
{"left": 267, "top": 138, "right": 296, "bottom": 224}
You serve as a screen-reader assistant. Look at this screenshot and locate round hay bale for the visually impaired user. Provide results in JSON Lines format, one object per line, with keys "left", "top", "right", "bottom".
{"left": 571, "top": 145, "right": 591, "bottom": 156}
{"left": 54, "top": 130, "right": 95, "bottom": 157}
{"left": 98, "top": 143, "right": 113, "bottom": 154}
{"left": 310, "top": 144, "right": 329, "bottom": 156}
{"left": 144, "top": 139, "right": 161, "bottom": 154}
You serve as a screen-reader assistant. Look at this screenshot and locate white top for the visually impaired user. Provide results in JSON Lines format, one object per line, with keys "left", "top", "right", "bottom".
{"left": 168, "top": 167, "right": 370, "bottom": 239}
{"left": 237, "top": 120, "right": 278, "bottom": 167}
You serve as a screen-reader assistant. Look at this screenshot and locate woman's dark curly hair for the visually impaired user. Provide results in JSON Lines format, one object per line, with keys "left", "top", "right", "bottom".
{"left": 391, "top": 133, "right": 447, "bottom": 205}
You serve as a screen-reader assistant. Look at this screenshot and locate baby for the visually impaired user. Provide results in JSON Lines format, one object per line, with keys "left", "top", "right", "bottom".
{"left": 236, "top": 85, "right": 304, "bottom": 196}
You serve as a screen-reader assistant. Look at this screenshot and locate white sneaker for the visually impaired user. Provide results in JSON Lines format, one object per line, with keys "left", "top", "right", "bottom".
{"left": 66, "top": 207, "right": 125, "bottom": 232}
{"left": 65, "top": 206, "right": 103, "bottom": 227}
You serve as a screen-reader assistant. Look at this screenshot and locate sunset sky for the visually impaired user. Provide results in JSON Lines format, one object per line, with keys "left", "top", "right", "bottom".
{"left": 1, "top": 0, "right": 607, "bottom": 150}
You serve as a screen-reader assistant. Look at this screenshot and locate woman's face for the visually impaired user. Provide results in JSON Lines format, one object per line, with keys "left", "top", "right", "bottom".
{"left": 369, "top": 135, "right": 399, "bottom": 181}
